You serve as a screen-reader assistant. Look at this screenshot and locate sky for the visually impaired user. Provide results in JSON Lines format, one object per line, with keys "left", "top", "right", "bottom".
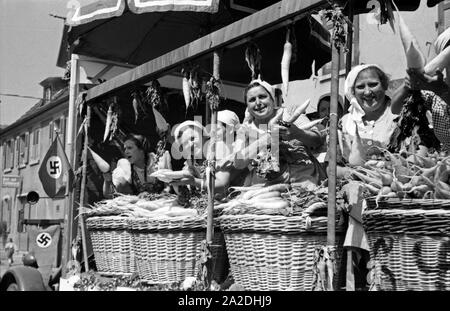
{"left": 0, "top": 0, "right": 67, "bottom": 126}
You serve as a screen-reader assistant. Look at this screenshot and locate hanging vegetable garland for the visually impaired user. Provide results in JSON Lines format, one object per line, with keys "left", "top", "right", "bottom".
{"left": 319, "top": 5, "right": 349, "bottom": 51}
{"left": 245, "top": 42, "right": 262, "bottom": 81}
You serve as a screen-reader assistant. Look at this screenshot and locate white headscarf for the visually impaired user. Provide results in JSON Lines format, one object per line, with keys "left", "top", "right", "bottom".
{"left": 217, "top": 110, "right": 240, "bottom": 129}
{"left": 343, "top": 63, "right": 386, "bottom": 136}
{"left": 173, "top": 120, "right": 204, "bottom": 142}
{"left": 247, "top": 79, "right": 282, "bottom": 108}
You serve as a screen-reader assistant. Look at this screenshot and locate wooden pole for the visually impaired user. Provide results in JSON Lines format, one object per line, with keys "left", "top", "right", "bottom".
{"left": 206, "top": 51, "right": 220, "bottom": 245}
{"left": 328, "top": 30, "right": 341, "bottom": 248}
{"left": 61, "top": 54, "right": 79, "bottom": 277}
{"left": 345, "top": 0, "right": 354, "bottom": 111}
{"left": 345, "top": 0, "right": 355, "bottom": 291}
{"left": 78, "top": 105, "right": 91, "bottom": 272}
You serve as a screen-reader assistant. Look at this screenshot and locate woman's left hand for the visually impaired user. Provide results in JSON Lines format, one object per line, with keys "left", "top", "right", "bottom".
{"left": 270, "top": 123, "right": 293, "bottom": 141}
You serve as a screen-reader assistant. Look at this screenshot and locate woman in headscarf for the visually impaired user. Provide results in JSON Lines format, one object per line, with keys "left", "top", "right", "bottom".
{"left": 170, "top": 118, "right": 242, "bottom": 199}
{"left": 337, "top": 64, "right": 398, "bottom": 177}
{"left": 230, "top": 79, "right": 326, "bottom": 186}
{"left": 336, "top": 64, "right": 400, "bottom": 290}
{"left": 390, "top": 27, "right": 450, "bottom": 154}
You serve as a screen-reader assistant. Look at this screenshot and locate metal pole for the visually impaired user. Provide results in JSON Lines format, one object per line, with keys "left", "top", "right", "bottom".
{"left": 328, "top": 34, "right": 341, "bottom": 248}
{"left": 27, "top": 203, "right": 31, "bottom": 251}
{"left": 78, "top": 105, "right": 91, "bottom": 272}
{"left": 61, "top": 54, "right": 79, "bottom": 276}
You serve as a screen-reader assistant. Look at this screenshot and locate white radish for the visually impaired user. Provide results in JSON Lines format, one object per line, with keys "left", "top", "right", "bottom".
{"left": 103, "top": 104, "right": 113, "bottom": 142}
{"left": 152, "top": 107, "right": 169, "bottom": 132}
{"left": 281, "top": 28, "right": 292, "bottom": 103}
{"left": 88, "top": 147, "right": 110, "bottom": 173}
{"left": 395, "top": 4, "right": 425, "bottom": 70}
{"left": 286, "top": 99, "right": 311, "bottom": 124}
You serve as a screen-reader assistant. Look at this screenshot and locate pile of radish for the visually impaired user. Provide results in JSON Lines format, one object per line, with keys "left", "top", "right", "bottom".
{"left": 346, "top": 147, "right": 450, "bottom": 201}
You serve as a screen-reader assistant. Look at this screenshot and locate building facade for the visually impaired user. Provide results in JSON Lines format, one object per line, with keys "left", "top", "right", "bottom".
{"left": 0, "top": 77, "right": 68, "bottom": 251}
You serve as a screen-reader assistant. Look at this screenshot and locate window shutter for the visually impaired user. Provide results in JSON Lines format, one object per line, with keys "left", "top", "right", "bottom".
{"left": 24, "top": 132, "right": 30, "bottom": 164}
{"left": 36, "top": 129, "right": 40, "bottom": 158}
{"left": 15, "top": 138, "right": 19, "bottom": 167}
{"left": 60, "top": 116, "right": 66, "bottom": 146}
{"left": 2, "top": 142, "right": 6, "bottom": 169}
{"left": 49, "top": 121, "right": 54, "bottom": 142}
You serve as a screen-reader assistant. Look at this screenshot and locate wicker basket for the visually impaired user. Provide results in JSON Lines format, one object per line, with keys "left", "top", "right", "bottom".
{"left": 363, "top": 197, "right": 450, "bottom": 291}
{"left": 217, "top": 214, "right": 344, "bottom": 291}
{"left": 129, "top": 216, "right": 229, "bottom": 284}
{"left": 86, "top": 216, "right": 136, "bottom": 276}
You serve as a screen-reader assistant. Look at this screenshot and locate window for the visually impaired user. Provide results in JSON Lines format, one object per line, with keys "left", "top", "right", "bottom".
{"left": 18, "top": 133, "right": 29, "bottom": 166}
{"left": 30, "top": 128, "right": 40, "bottom": 161}
{"left": 4, "top": 139, "right": 14, "bottom": 169}
{"left": 44, "top": 87, "right": 52, "bottom": 102}
{"left": 53, "top": 116, "right": 66, "bottom": 146}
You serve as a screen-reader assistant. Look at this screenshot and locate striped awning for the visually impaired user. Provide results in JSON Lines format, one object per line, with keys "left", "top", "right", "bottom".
{"left": 66, "top": 0, "right": 219, "bottom": 26}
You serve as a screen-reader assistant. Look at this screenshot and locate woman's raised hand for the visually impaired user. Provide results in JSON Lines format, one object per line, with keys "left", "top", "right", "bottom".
{"left": 406, "top": 68, "right": 445, "bottom": 92}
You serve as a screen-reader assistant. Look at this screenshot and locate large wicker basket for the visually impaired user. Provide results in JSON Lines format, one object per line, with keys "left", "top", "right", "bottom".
{"left": 363, "top": 198, "right": 450, "bottom": 291}
{"left": 217, "top": 213, "right": 344, "bottom": 291}
{"left": 129, "top": 216, "right": 229, "bottom": 284}
{"left": 86, "top": 216, "right": 136, "bottom": 276}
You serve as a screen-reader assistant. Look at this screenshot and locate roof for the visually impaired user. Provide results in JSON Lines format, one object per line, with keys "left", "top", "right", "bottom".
{"left": 0, "top": 87, "right": 69, "bottom": 137}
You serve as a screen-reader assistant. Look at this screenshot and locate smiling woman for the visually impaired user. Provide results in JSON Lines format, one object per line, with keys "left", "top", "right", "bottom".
{"left": 231, "top": 79, "right": 326, "bottom": 186}
{"left": 338, "top": 64, "right": 398, "bottom": 166}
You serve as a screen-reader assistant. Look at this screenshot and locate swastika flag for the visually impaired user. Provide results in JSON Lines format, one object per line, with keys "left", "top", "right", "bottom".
{"left": 38, "top": 135, "right": 74, "bottom": 198}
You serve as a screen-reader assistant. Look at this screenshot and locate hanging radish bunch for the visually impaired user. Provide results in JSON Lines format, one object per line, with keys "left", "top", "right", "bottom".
{"left": 131, "top": 89, "right": 146, "bottom": 124}
{"left": 103, "top": 96, "right": 120, "bottom": 142}
{"left": 145, "top": 80, "right": 169, "bottom": 136}
{"left": 181, "top": 66, "right": 192, "bottom": 114}
{"left": 205, "top": 76, "right": 221, "bottom": 111}
{"left": 245, "top": 42, "right": 262, "bottom": 81}
{"left": 188, "top": 66, "right": 202, "bottom": 112}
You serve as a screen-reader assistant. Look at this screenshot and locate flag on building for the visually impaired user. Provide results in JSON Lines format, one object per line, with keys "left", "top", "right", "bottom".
{"left": 38, "top": 135, "right": 74, "bottom": 198}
